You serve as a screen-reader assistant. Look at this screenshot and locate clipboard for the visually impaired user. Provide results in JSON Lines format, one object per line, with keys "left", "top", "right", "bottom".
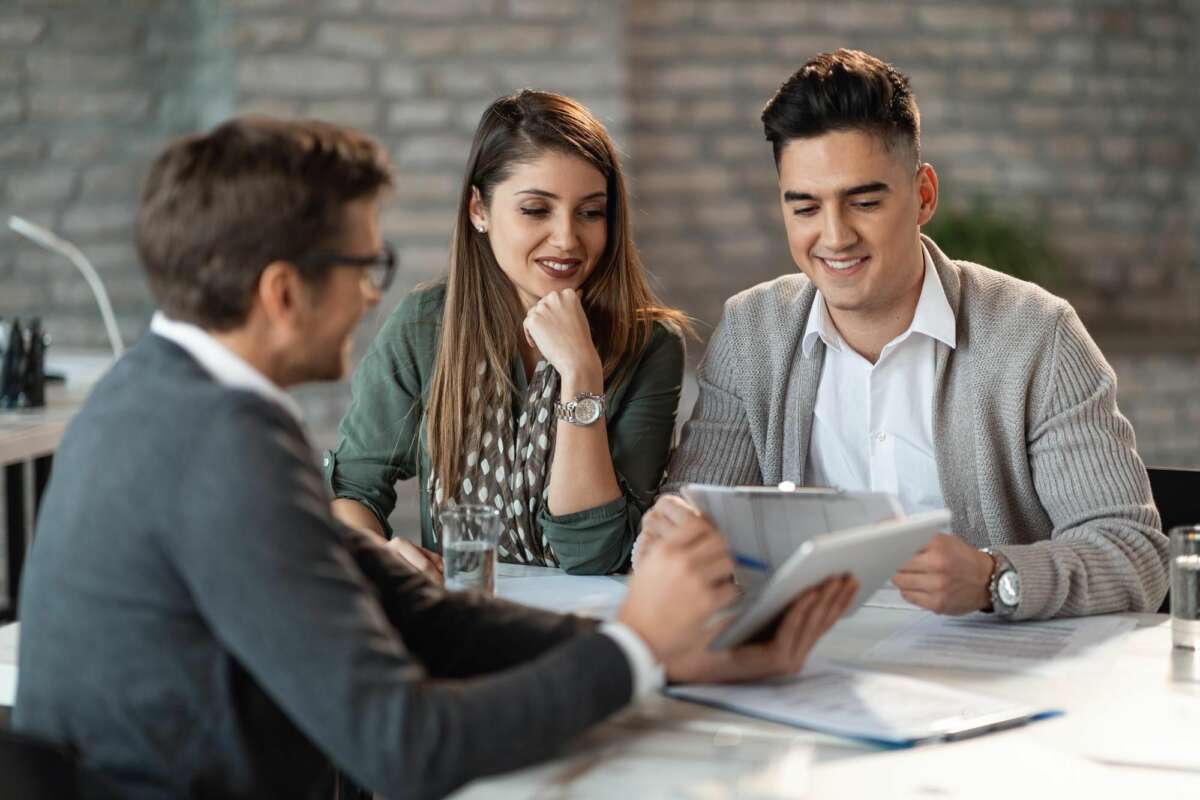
{"left": 701, "top": 503, "right": 951, "bottom": 650}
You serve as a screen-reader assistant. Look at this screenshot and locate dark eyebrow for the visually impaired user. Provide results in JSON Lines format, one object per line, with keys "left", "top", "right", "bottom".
{"left": 783, "top": 182, "right": 891, "bottom": 203}
{"left": 516, "top": 189, "right": 607, "bottom": 201}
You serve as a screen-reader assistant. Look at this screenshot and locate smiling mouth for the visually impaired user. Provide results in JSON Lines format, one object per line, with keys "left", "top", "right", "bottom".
{"left": 536, "top": 257, "right": 583, "bottom": 277}
{"left": 816, "top": 255, "right": 868, "bottom": 273}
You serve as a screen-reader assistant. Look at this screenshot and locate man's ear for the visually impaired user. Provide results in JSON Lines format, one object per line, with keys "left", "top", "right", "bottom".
{"left": 915, "top": 163, "right": 939, "bottom": 227}
{"left": 255, "top": 260, "right": 305, "bottom": 324}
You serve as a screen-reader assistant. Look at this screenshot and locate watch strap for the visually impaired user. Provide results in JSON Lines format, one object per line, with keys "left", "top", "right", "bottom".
{"left": 555, "top": 392, "right": 606, "bottom": 426}
{"left": 983, "top": 547, "right": 1018, "bottom": 617}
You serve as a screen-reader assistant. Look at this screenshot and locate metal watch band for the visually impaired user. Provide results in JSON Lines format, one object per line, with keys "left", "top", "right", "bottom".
{"left": 554, "top": 392, "right": 605, "bottom": 426}
{"left": 983, "top": 547, "right": 1019, "bottom": 617}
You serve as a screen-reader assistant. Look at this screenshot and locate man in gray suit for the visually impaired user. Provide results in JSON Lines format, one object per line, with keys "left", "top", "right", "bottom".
{"left": 13, "top": 117, "right": 856, "bottom": 799}
{"left": 643, "top": 49, "right": 1167, "bottom": 621}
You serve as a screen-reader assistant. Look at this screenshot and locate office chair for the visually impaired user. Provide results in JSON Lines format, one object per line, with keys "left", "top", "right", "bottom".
{"left": 1147, "top": 466, "right": 1200, "bottom": 615}
{"left": 0, "top": 729, "right": 82, "bottom": 800}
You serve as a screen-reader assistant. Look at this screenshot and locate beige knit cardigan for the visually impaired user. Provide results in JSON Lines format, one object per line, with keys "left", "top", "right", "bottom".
{"left": 664, "top": 235, "right": 1168, "bottom": 620}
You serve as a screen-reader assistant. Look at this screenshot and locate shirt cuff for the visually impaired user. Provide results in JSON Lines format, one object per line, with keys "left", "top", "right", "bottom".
{"left": 599, "top": 621, "right": 665, "bottom": 701}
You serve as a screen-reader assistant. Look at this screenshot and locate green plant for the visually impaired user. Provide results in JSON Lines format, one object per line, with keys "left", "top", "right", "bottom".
{"left": 923, "top": 203, "right": 1063, "bottom": 289}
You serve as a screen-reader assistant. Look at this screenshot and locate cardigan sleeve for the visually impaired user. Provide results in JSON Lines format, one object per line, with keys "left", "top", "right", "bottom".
{"left": 538, "top": 323, "right": 686, "bottom": 575}
{"left": 995, "top": 306, "right": 1169, "bottom": 619}
{"left": 662, "top": 316, "right": 763, "bottom": 495}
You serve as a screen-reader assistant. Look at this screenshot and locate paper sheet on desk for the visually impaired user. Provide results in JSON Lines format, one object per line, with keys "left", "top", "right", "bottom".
{"left": 858, "top": 613, "right": 1136, "bottom": 675}
{"left": 495, "top": 575, "right": 626, "bottom": 620}
{"left": 668, "top": 661, "right": 1049, "bottom": 747}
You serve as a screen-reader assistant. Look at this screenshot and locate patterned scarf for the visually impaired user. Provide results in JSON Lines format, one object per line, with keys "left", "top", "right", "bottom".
{"left": 428, "top": 359, "right": 561, "bottom": 566}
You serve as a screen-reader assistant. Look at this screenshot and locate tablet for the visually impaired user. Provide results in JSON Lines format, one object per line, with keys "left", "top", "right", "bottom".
{"left": 708, "top": 509, "right": 951, "bottom": 650}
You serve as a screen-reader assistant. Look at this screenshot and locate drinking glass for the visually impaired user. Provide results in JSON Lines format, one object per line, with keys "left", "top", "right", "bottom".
{"left": 1170, "top": 525, "right": 1200, "bottom": 650}
{"left": 440, "top": 505, "right": 501, "bottom": 596}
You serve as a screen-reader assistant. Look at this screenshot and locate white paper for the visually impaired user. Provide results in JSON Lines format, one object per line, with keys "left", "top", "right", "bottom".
{"left": 668, "top": 661, "right": 1044, "bottom": 746}
{"left": 858, "top": 613, "right": 1137, "bottom": 675}
{"left": 861, "top": 582, "right": 921, "bottom": 610}
{"left": 496, "top": 575, "right": 627, "bottom": 620}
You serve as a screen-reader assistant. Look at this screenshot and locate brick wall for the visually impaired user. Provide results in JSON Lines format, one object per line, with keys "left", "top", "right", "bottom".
{"left": 1, "top": 0, "right": 1197, "bottom": 468}
{"left": 626, "top": 0, "right": 1200, "bottom": 337}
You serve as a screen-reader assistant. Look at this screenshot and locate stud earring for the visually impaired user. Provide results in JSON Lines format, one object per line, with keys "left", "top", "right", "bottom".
{"left": 475, "top": 223, "right": 486, "bottom": 233}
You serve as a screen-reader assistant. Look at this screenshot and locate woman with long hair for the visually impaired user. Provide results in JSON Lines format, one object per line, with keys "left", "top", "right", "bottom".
{"left": 326, "top": 89, "right": 690, "bottom": 577}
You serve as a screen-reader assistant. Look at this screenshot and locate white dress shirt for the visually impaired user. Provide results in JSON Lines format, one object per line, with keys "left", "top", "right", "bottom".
{"left": 803, "top": 246, "right": 956, "bottom": 514}
{"left": 150, "top": 311, "right": 664, "bottom": 700}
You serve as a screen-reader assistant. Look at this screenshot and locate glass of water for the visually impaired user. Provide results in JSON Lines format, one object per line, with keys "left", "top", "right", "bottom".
{"left": 440, "top": 505, "right": 501, "bottom": 596}
{"left": 1170, "top": 525, "right": 1200, "bottom": 650}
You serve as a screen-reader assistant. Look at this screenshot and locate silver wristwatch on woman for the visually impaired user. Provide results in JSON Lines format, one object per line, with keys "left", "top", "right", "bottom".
{"left": 982, "top": 547, "right": 1021, "bottom": 617}
{"left": 555, "top": 392, "right": 606, "bottom": 426}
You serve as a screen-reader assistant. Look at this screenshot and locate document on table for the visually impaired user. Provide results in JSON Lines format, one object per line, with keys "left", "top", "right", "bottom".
{"left": 861, "top": 581, "right": 921, "bottom": 610}
{"left": 858, "top": 613, "right": 1137, "bottom": 675}
{"left": 496, "top": 575, "right": 627, "bottom": 621}
{"left": 667, "top": 661, "right": 1055, "bottom": 748}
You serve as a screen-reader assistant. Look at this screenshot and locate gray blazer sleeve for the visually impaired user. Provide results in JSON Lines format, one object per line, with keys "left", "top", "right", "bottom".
{"left": 663, "top": 318, "right": 763, "bottom": 493}
{"left": 173, "top": 397, "right": 633, "bottom": 799}
{"left": 997, "top": 306, "right": 1169, "bottom": 618}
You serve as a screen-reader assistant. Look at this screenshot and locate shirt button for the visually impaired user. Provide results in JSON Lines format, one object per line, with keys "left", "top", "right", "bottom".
{"left": 875, "top": 432, "right": 887, "bottom": 442}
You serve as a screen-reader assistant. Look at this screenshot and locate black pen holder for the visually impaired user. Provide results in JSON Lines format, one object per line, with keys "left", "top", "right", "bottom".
{"left": 0, "top": 317, "right": 48, "bottom": 409}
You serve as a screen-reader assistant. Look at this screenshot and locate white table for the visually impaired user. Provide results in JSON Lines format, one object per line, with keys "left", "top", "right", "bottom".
{"left": 0, "top": 621, "right": 17, "bottom": 715}
{"left": 5, "top": 569, "right": 1198, "bottom": 795}
{"left": 449, "top": 566, "right": 1200, "bottom": 799}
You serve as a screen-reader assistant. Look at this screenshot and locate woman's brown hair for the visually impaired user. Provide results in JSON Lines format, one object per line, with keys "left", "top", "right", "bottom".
{"left": 426, "top": 89, "right": 690, "bottom": 497}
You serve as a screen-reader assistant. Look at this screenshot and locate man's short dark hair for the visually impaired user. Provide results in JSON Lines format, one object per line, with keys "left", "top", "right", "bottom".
{"left": 761, "top": 49, "right": 920, "bottom": 168}
{"left": 137, "top": 116, "right": 393, "bottom": 330}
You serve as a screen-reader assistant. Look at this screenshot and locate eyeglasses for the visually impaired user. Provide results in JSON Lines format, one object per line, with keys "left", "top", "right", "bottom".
{"left": 294, "top": 241, "right": 398, "bottom": 292}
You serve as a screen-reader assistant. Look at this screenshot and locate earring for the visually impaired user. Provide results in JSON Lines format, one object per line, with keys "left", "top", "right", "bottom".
{"left": 475, "top": 223, "right": 486, "bottom": 233}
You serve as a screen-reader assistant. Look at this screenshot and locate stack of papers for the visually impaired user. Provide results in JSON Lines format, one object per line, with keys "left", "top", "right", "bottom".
{"left": 857, "top": 613, "right": 1137, "bottom": 675}
{"left": 668, "top": 661, "right": 1056, "bottom": 747}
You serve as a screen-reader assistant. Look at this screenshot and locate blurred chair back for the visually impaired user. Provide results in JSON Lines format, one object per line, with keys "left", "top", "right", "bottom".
{"left": 0, "top": 729, "right": 82, "bottom": 799}
{"left": 1147, "top": 466, "right": 1200, "bottom": 614}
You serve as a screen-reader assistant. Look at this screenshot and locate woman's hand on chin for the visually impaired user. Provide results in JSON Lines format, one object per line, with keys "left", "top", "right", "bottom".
{"left": 522, "top": 289, "right": 603, "bottom": 387}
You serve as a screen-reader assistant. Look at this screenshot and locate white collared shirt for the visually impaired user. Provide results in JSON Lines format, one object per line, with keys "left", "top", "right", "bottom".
{"left": 153, "top": 310, "right": 664, "bottom": 700}
{"left": 803, "top": 246, "right": 956, "bottom": 514}
{"left": 150, "top": 311, "right": 305, "bottom": 423}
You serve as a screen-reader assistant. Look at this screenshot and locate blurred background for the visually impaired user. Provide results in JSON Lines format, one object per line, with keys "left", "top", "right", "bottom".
{"left": 1, "top": 0, "right": 1197, "bottom": 481}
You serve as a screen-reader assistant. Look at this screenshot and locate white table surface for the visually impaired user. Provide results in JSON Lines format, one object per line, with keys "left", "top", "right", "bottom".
{"left": 0, "top": 622, "right": 17, "bottom": 709}
{"left": 450, "top": 565, "right": 1200, "bottom": 799}
{"left": 5, "top": 569, "right": 1199, "bottom": 797}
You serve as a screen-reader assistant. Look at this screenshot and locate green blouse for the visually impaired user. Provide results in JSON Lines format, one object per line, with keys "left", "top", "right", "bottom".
{"left": 324, "top": 283, "right": 685, "bottom": 575}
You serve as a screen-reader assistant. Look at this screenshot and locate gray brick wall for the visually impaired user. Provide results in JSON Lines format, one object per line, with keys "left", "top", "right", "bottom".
{"left": 1, "top": 0, "right": 1197, "bottom": 470}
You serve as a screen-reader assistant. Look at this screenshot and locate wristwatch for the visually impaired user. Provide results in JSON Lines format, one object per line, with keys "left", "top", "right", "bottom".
{"left": 982, "top": 547, "right": 1020, "bottom": 617}
{"left": 555, "top": 392, "right": 606, "bottom": 426}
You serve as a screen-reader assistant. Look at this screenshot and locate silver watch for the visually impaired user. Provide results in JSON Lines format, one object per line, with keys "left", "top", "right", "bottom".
{"left": 983, "top": 547, "right": 1020, "bottom": 617}
{"left": 555, "top": 392, "right": 606, "bottom": 426}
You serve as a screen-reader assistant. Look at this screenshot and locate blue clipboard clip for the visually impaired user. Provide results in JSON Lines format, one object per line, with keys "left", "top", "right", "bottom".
{"left": 734, "top": 553, "right": 770, "bottom": 573}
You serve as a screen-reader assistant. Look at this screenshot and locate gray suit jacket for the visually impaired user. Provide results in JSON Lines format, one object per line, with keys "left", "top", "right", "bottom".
{"left": 15, "top": 333, "right": 632, "bottom": 799}
{"left": 665, "top": 236, "right": 1168, "bottom": 619}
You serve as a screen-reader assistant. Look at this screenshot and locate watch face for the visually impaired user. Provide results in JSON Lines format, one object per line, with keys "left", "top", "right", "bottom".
{"left": 998, "top": 570, "right": 1021, "bottom": 607}
{"left": 573, "top": 397, "right": 601, "bottom": 424}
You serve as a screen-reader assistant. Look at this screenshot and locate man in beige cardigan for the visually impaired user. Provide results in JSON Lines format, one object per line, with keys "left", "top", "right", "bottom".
{"left": 642, "top": 49, "right": 1167, "bottom": 621}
